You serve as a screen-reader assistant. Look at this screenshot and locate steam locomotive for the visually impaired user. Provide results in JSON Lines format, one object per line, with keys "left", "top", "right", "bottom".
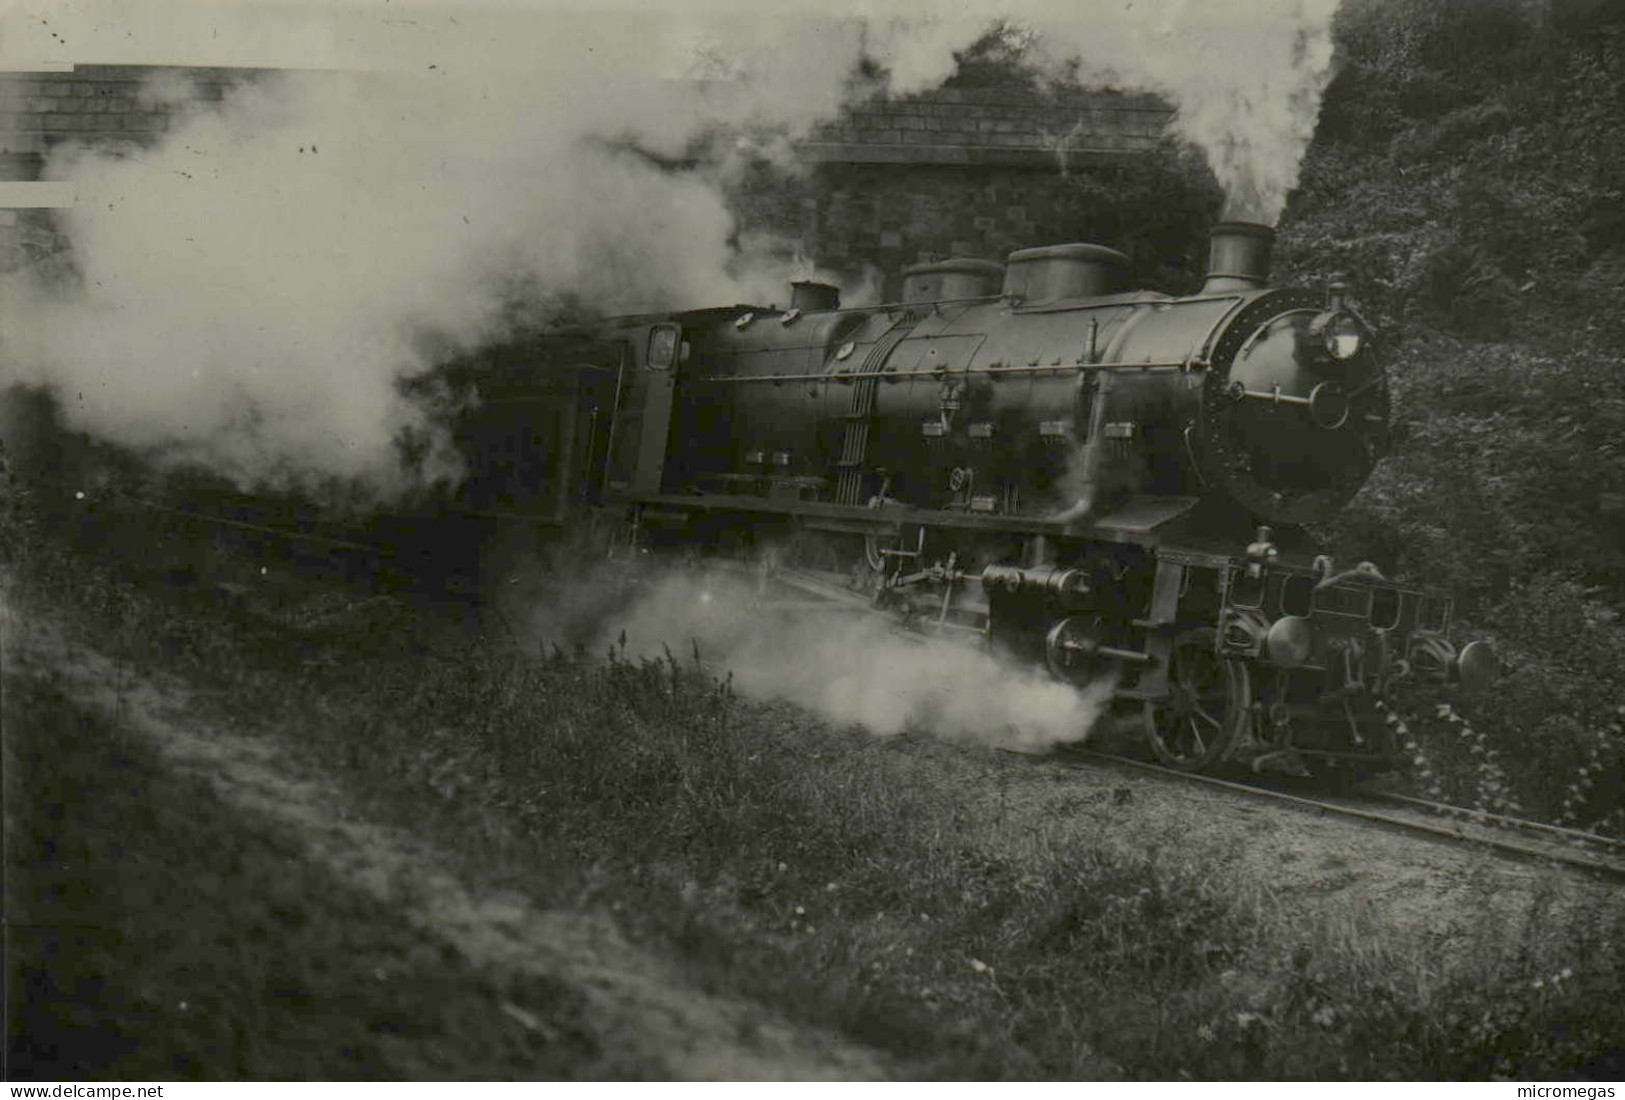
{"left": 452, "top": 221, "right": 1494, "bottom": 774}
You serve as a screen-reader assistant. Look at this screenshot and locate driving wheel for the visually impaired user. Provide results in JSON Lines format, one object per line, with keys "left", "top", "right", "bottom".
{"left": 1144, "top": 627, "right": 1251, "bottom": 771}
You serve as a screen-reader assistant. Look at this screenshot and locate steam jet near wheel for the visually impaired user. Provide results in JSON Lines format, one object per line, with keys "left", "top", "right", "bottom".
{"left": 455, "top": 221, "right": 1495, "bottom": 774}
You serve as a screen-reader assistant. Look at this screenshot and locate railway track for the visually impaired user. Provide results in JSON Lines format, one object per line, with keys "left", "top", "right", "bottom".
{"left": 1370, "top": 790, "right": 1625, "bottom": 854}
{"left": 56, "top": 481, "right": 485, "bottom": 592}
{"left": 1057, "top": 747, "right": 1625, "bottom": 884}
{"left": 47, "top": 480, "right": 1625, "bottom": 886}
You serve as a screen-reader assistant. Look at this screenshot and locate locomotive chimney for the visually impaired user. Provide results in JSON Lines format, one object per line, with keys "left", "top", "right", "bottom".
{"left": 790, "top": 280, "right": 841, "bottom": 312}
{"left": 1203, "top": 221, "right": 1275, "bottom": 293}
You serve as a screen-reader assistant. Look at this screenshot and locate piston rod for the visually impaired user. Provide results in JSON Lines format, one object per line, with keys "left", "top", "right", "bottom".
{"left": 1058, "top": 638, "right": 1152, "bottom": 664}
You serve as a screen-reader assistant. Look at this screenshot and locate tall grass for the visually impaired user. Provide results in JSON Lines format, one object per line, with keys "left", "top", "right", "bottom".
{"left": 268, "top": 620, "right": 1625, "bottom": 1079}
{"left": 2, "top": 677, "right": 618, "bottom": 1080}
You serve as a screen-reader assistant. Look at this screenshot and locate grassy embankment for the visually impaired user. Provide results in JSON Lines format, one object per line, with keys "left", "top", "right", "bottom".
{"left": 3, "top": 676, "right": 616, "bottom": 1080}
{"left": 6, "top": 498, "right": 1623, "bottom": 1081}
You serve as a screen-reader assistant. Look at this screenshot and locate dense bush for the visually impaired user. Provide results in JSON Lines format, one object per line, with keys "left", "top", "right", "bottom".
{"left": 1281, "top": 0, "right": 1625, "bottom": 339}
{"left": 1276, "top": 0, "right": 1625, "bottom": 819}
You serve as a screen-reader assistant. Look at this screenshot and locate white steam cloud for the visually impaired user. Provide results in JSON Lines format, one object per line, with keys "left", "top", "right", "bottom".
{"left": 0, "top": 0, "right": 1340, "bottom": 491}
{"left": 1017, "top": 0, "right": 1341, "bottom": 224}
{"left": 0, "top": 6, "right": 901, "bottom": 490}
{"left": 575, "top": 567, "right": 1117, "bottom": 752}
{"left": 823, "top": 0, "right": 1343, "bottom": 223}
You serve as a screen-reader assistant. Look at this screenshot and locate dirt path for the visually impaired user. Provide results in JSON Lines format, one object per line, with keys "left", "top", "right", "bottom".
{"left": 3, "top": 604, "right": 888, "bottom": 1081}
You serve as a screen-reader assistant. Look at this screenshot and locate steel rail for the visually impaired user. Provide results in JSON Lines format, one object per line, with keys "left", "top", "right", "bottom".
{"left": 116, "top": 492, "right": 382, "bottom": 554}
{"left": 21, "top": 467, "right": 387, "bottom": 558}
{"left": 1060, "top": 748, "right": 1625, "bottom": 883}
{"left": 1366, "top": 790, "right": 1625, "bottom": 852}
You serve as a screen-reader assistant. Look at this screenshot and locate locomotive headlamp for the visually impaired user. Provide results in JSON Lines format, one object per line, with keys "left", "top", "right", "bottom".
{"left": 1265, "top": 615, "right": 1314, "bottom": 668}
{"left": 1311, "top": 310, "right": 1365, "bottom": 361}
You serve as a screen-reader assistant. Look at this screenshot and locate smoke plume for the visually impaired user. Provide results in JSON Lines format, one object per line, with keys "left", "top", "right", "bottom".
{"left": 814, "top": 0, "right": 1344, "bottom": 223}
{"left": 0, "top": 6, "right": 899, "bottom": 491}
{"left": 531, "top": 563, "right": 1116, "bottom": 752}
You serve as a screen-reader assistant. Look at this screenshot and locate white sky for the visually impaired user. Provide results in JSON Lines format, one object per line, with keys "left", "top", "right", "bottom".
{"left": 0, "top": 0, "right": 986, "bottom": 71}
{"left": 1, "top": 0, "right": 1285, "bottom": 72}
{"left": 4, "top": 0, "right": 548, "bottom": 70}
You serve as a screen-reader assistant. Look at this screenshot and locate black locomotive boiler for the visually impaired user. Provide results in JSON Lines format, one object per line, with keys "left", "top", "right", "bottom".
{"left": 452, "top": 222, "right": 1494, "bottom": 774}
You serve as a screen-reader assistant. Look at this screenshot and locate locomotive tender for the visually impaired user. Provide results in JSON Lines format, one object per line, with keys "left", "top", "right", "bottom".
{"left": 458, "top": 221, "right": 1493, "bottom": 773}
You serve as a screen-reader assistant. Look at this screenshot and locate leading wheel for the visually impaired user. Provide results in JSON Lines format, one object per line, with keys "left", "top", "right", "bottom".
{"left": 1144, "top": 627, "right": 1250, "bottom": 771}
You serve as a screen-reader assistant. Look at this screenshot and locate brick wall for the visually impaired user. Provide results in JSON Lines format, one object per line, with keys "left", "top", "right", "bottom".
{"left": 769, "top": 156, "right": 1211, "bottom": 302}
{"left": 0, "top": 66, "right": 265, "bottom": 272}
{"left": 0, "top": 65, "right": 258, "bottom": 177}
{"left": 786, "top": 84, "right": 1200, "bottom": 297}
{"left": 805, "top": 85, "right": 1171, "bottom": 168}
{"left": 814, "top": 163, "right": 1112, "bottom": 276}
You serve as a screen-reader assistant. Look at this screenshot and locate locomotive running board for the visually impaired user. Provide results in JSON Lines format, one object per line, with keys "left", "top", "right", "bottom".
{"left": 1089, "top": 496, "right": 1203, "bottom": 536}
{"left": 618, "top": 492, "right": 1201, "bottom": 544}
{"left": 765, "top": 565, "right": 875, "bottom": 611}
{"left": 700, "top": 559, "right": 876, "bottom": 612}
